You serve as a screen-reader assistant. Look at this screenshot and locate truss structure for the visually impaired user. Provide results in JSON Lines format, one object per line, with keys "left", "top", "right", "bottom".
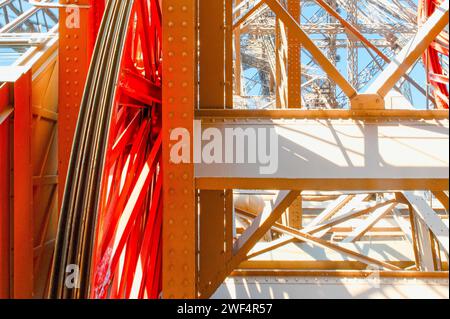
{"left": 172, "top": 0, "right": 449, "bottom": 299}
{"left": 0, "top": 0, "right": 58, "bottom": 72}
{"left": 0, "top": 0, "right": 60, "bottom": 299}
{"left": 1, "top": 0, "right": 448, "bottom": 300}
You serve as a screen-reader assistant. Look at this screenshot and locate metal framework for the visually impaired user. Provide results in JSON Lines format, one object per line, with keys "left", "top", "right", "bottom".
{"left": 50, "top": 0, "right": 163, "bottom": 299}
{"left": 233, "top": 0, "right": 448, "bottom": 110}
{"left": 50, "top": 0, "right": 449, "bottom": 300}
{"left": 176, "top": 0, "right": 448, "bottom": 299}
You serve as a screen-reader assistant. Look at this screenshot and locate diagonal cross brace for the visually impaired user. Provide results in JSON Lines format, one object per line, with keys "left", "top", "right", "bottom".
{"left": 402, "top": 191, "right": 449, "bottom": 255}
{"left": 233, "top": 190, "right": 300, "bottom": 259}
{"left": 263, "top": 0, "right": 357, "bottom": 99}
{"left": 367, "top": 0, "right": 449, "bottom": 98}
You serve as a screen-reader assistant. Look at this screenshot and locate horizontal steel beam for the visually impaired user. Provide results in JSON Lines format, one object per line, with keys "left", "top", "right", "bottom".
{"left": 195, "top": 109, "right": 449, "bottom": 120}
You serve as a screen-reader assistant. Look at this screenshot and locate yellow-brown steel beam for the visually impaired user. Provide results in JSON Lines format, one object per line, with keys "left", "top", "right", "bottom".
{"left": 162, "top": 0, "right": 197, "bottom": 299}
{"left": 200, "top": 191, "right": 300, "bottom": 298}
{"left": 225, "top": 0, "right": 234, "bottom": 107}
{"left": 287, "top": 0, "right": 301, "bottom": 109}
{"left": 237, "top": 209, "right": 401, "bottom": 271}
{"left": 230, "top": 270, "right": 449, "bottom": 279}
{"left": 276, "top": 16, "right": 288, "bottom": 108}
{"left": 199, "top": 0, "right": 226, "bottom": 108}
{"left": 197, "top": 0, "right": 235, "bottom": 298}
{"left": 233, "top": 1, "right": 264, "bottom": 31}
{"left": 234, "top": 0, "right": 243, "bottom": 96}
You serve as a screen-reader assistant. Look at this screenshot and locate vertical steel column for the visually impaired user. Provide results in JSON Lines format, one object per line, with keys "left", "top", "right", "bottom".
{"left": 199, "top": 0, "right": 226, "bottom": 108}
{"left": 0, "top": 83, "right": 11, "bottom": 299}
{"left": 225, "top": 0, "right": 234, "bottom": 107}
{"left": 413, "top": 214, "right": 436, "bottom": 271}
{"left": 347, "top": 0, "right": 359, "bottom": 89}
{"left": 198, "top": 0, "right": 234, "bottom": 298}
{"left": 162, "top": 0, "right": 197, "bottom": 299}
{"left": 276, "top": 16, "right": 288, "bottom": 108}
{"left": 326, "top": 0, "right": 337, "bottom": 107}
{"left": 287, "top": 0, "right": 301, "bottom": 108}
{"left": 58, "top": 0, "right": 96, "bottom": 206}
{"left": 13, "top": 72, "right": 33, "bottom": 299}
{"left": 287, "top": 0, "right": 303, "bottom": 224}
{"left": 198, "top": 190, "right": 227, "bottom": 297}
{"left": 234, "top": 0, "right": 243, "bottom": 97}
{"left": 288, "top": 196, "right": 303, "bottom": 229}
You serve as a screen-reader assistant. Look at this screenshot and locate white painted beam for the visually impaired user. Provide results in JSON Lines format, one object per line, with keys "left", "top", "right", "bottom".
{"left": 195, "top": 119, "right": 449, "bottom": 190}
{"left": 403, "top": 191, "right": 449, "bottom": 254}
{"left": 342, "top": 203, "right": 397, "bottom": 243}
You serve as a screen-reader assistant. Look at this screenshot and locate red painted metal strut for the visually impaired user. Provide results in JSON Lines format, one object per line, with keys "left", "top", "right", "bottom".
{"left": 0, "top": 83, "right": 11, "bottom": 299}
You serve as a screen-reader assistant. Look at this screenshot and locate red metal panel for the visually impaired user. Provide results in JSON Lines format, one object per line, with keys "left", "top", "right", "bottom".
{"left": 0, "top": 83, "right": 11, "bottom": 299}
{"left": 13, "top": 73, "right": 33, "bottom": 299}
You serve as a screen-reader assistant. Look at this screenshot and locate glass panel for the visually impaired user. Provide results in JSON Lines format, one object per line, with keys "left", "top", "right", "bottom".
{"left": 0, "top": 45, "right": 30, "bottom": 66}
